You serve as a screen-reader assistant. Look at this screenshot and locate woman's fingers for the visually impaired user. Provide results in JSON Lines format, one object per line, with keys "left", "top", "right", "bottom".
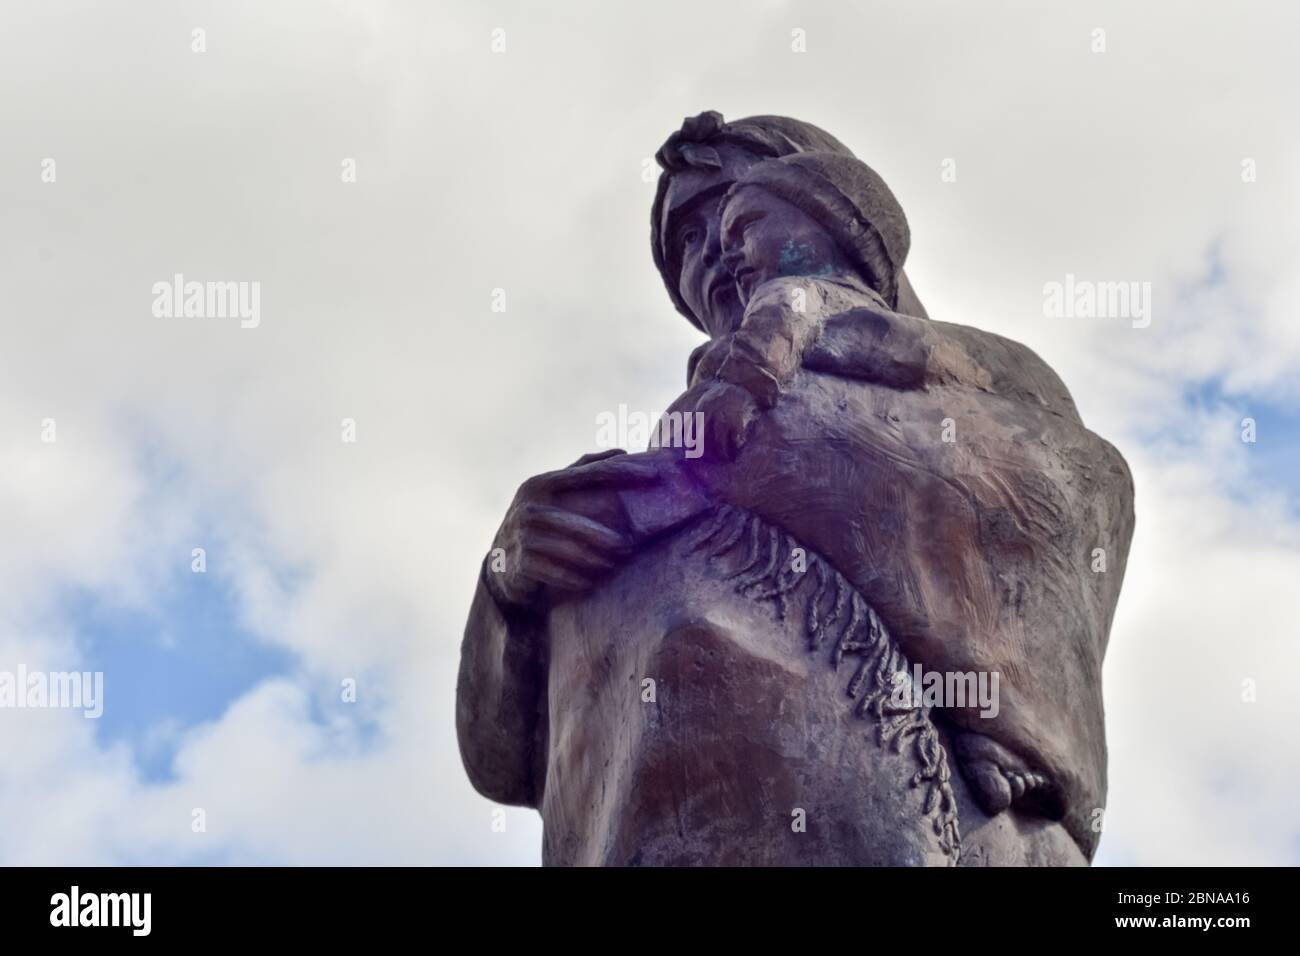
{"left": 538, "top": 455, "right": 662, "bottom": 492}
{"left": 520, "top": 504, "right": 629, "bottom": 552}
{"left": 568, "top": 448, "right": 627, "bottom": 468}
{"left": 505, "top": 451, "right": 669, "bottom": 601}
{"left": 529, "top": 533, "right": 619, "bottom": 574}
{"left": 524, "top": 556, "right": 594, "bottom": 594}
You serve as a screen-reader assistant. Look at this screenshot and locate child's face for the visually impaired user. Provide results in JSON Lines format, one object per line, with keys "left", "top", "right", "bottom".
{"left": 720, "top": 185, "right": 851, "bottom": 304}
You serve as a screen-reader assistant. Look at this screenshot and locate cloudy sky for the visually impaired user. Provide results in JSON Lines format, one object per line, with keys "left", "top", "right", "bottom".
{"left": 1, "top": 0, "right": 1297, "bottom": 865}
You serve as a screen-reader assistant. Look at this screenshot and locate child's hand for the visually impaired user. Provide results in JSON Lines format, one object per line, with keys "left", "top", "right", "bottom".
{"left": 690, "top": 379, "right": 760, "bottom": 462}
{"left": 715, "top": 278, "right": 826, "bottom": 409}
{"left": 715, "top": 329, "right": 786, "bottom": 408}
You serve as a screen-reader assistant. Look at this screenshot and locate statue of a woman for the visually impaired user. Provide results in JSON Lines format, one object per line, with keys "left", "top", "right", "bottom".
{"left": 456, "top": 112, "right": 1134, "bottom": 866}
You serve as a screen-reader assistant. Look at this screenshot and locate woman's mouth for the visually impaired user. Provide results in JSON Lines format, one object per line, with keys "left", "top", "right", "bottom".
{"left": 707, "top": 273, "right": 738, "bottom": 311}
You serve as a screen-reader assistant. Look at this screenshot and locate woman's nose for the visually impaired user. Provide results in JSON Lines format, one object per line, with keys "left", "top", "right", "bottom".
{"left": 699, "top": 218, "right": 724, "bottom": 268}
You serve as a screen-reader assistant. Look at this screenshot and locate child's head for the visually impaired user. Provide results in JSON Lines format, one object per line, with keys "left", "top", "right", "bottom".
{"left": 719, "top": 152, "right": 910, "bottom": 308}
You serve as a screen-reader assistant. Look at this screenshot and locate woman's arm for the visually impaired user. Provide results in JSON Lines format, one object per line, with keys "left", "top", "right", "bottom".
{"left": 456, "top": 451, "right": 665, "bottom": 805}
{"left": 805, "top": 305, "right": 1083, "bottom": 423}
{"left": 456, "top": 562, "right": 548, "bottom": 806}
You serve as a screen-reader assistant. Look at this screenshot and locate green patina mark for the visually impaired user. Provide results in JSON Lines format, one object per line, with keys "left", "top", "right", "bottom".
{"left": 778, "top": 238, "right": 834, "bottom": 277}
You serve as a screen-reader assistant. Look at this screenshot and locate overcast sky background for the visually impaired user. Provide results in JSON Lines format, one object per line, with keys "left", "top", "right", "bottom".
{"left": 1, "top": 0, "right": 1297, "bottom": 865}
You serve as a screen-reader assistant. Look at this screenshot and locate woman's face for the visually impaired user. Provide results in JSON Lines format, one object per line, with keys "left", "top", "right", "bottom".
{"left": 671, "top": 192, "right": 743, "bottom": 337}
{"left": 662, "top": 144, "right": 763, "bottom": 338}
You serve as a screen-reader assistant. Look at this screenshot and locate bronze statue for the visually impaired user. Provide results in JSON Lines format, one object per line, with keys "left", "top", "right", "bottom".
{"left": 457, "top": 111, "right": 1135, "bottom": 866}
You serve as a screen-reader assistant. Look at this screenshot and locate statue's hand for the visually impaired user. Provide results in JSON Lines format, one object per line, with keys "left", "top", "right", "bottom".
{"left": 672, "top": 354, "right": 762, "bottom": 462}
{"left": 690, "top": 279, "right": 826, "bottom": 412}
{"left": 692, "top": 380, "right": 761, "bottom": 462}
{"left": 715, "top": 280, "right": 822, "bottom": 407}
{"left": 486, "top": 450, "right": 661, "bottom": 611}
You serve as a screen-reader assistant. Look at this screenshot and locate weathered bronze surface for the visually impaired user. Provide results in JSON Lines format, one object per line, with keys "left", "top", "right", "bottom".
{"left": 458, "top": 111, "right": 1135, "bottom": 866}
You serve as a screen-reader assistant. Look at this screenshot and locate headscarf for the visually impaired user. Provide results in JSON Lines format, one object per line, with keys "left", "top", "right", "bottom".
{"left": 651, "top": 111, "right": 855, "bottom": 330}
